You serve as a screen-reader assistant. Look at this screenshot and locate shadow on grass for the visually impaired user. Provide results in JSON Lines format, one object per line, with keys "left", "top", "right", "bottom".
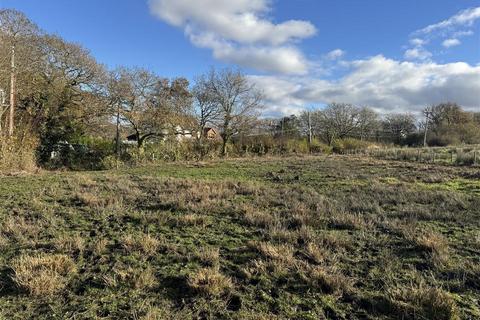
{"left": 0, "top": 267, "right": 18, "bottom": 297}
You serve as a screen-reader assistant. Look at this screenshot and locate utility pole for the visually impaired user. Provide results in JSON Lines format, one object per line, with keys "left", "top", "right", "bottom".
{"left": 8, "top": 44, "right": 16, "bottom": 137}
{"left": 115, "top": 102, "right": 121, "bottom": 158}
{"left": 423, "top": 106, "right": 432, "bottom": 148}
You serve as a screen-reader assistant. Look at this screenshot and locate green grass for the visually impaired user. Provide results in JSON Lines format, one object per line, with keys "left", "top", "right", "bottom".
{"left": 1, "top": 155, "right": 479, "bottom": 319}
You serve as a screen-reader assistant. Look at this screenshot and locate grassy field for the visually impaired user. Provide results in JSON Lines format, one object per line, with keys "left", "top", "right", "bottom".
{"left": 1, "top": 155, "right": 479, "bottom": 319}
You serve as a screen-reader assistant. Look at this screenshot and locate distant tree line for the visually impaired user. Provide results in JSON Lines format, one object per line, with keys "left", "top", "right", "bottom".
{"left": 263, "top": 102, "right": 479, "bottom": 148}
{"left": 1, "top": 9, "right": 479, "bottom": 170}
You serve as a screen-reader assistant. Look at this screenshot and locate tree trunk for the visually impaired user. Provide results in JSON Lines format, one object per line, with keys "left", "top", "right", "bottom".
{"left": 221, "top": 118, "right": 231, "bottom": 157}
{"left": 8, "top": 45, "right": 15, "bottom": 137}
{"left": 423, "top": 116, "right": 429, "bottom": 147}
{"left": 221, "top": 135, "right": 228, "bottom": 157}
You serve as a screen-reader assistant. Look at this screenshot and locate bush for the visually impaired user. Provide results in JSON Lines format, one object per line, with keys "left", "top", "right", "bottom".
{"left": 233, "top": 136, "right": 321, "bottom": 156}
{"left": 455, "top": 151, "right": 476, "bottom": 166}
{"left": 309, "top": 139, "right": 332, "bottom": 154}
{"left": 332, "top": 138, "right": 371, "bottom": 154}
{"left": 192, "top": 139, "right": 222, "bottom": 160}
{"left": 43, "top": 136, "right": 115, "bottom": 170}
{"left": 0, "top": 134, "right": 38, "bottom": 173}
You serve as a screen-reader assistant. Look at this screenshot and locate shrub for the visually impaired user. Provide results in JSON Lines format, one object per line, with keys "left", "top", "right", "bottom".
{"left": 285, "top": 138, "right": 310, "bottom": 154}
{"left": 455, "top": 151, "right": 476, "bottom": 166}
{"left": 43, "top": 136, "right": 115, "bottom": 170}
{"left": 309, "top": 139, "right": 332, "bottom": 154}
{"left": 0, "top": 134, "right": 38, "bottom": 173}
{"left": 332, "top": 138, "right": 371, "bottom": 154}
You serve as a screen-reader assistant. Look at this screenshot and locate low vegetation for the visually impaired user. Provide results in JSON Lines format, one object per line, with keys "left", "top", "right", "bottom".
{"left": 1, "top": 156, "right": 479, "bottom": 319}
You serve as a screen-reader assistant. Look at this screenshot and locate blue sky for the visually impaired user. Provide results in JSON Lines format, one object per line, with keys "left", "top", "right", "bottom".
{"left": 1, "top": 0, "right": 479, "bottom": 115}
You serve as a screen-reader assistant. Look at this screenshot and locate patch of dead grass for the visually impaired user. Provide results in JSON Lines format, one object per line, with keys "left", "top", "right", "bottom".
{"left": 11, "top": 254, "right": 77, "bottom": 296}
{"left": 187, "top": 267, "right": 233, "bottom": 296}
{"left": 121, "top": 233, "right": 161, "bottom": 256}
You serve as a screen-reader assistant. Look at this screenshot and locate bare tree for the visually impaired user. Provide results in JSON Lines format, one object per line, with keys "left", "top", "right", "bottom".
{"left": 422, "top": 106, "right": 433, "bottom": 147}
{"left": 108, "top": 67, "right": 192, "bottom": 149}
{"left": 383, "top": 113, "right": 416, "bottom": 144}
{"left": 0, "top": 9, "right": 39, "bottom": 136}
{"left": 299, "top": 107, "right": 317, "bottom": 146}
{"left": 316, "top": 103, "right": 360, "bottom": 145}
{"left": 205, "top": 68, "right": 262, "bottom": 156}
{"left": 356, "top": 106, "right": 379, "bottom": 140}
{"left": 192, "top": 74, "right": 221, "bottom": 140}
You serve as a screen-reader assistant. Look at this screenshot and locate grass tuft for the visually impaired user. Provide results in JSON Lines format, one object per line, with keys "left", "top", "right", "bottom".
{"left": 187, "top": 267, "right": 233, "bottom": 296}
{"left": 10, "top": 254, "right": 76, "bottom": 296}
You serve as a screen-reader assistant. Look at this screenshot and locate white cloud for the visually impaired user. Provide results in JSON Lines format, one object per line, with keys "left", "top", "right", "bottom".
{"left": 148, "top": 1, "right": 479, "bottom": 117}
{"left": 404, "top": 48, "right": 432, "bottom": 61}
{"left": 452, "top": 30, "right": 474, "bottom": 37}
{"left": 442, "top": 38, "right": 461, "bottom": 48}
{"left": 149, "top": 0, "right": 316, "bottom": 74}
{"left": 409, "top": 38, "right": 426, "bottom": 46}
{"left": 326, "top": 49, "right": 345, "bottom": 60}
{"left": 415, "top": 7, "right": 480, "bottom": 35}
{"left": 250, "top": 56, "right": 480, "bottom": 117}
{"left": 406, "top": 7, "right": 479, "bottom": 59}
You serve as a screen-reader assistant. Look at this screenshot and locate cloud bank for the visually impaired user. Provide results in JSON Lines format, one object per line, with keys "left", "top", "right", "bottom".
{"left": 149, "top": 1, "right": 479, "bottom": 117}
{"left": 149, "top": 0, "right": 316, "bottom": 75}
{"left": 251, "top": 56, "right": 480, "bottom": 116}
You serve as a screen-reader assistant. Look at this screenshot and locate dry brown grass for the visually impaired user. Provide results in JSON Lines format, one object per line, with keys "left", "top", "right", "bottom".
{"left": 267, "top": 225, "right": 296, "bottom": 243}
{"left": 304, "top": 242, "right": 326, "bottom": 264}
{"left": 328, "top": 212, "right": 374, "bottom": 230}
{"left": 243, "top": 207, "right": 275, "bottom": 228}
{"left": 402, "top": 227, "right": 450, "bottom": 267}
{"left": 0, "top": 234, "right": 9, "bottom": 249}
{"left": 74, "top": 191, "right": 123, "bottom": 209}
{"left": 133, "top": 267, "right": 157, "bottom": 290}
{"left": 306, "top": 266, "right": 352, "bottom": 295}
{"left": 10, "top": 254, "right": 77, "bottom": 296}
{"left": 93, "top": 238, "right": 109, "bottom": 255}
{"left": 195, "top": 247, "right": 220, "bottom": 267}
{"left": 250, "top": 241, "right": 296, "bottom": 267}
{"left": 416, "top": 232, "right": 450, "bottom": 266}
{"left": 187, "top": 267, "right": 233, "bottom": 296}
{"left": 170, "top": 213, "right": 211, "bottom": 227}
{"left": 1, "top": 216, "right": 41, "bottom": 242}
{"left": 121, "top": 233, "right": 161, "bottom": 256}
{"left": 388, "top": 283, "right": 460, "bottom": 320}
{"left": 53, "top": 234, "right": 85, "bottom": 254}
{"left": 102, "top": 266, "right": 157, "bottom": 290}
